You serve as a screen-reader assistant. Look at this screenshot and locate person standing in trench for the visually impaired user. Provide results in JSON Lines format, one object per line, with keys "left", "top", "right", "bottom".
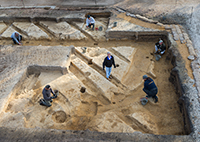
{"left": 103, "top": 52, "right": 116, "bottom": 81}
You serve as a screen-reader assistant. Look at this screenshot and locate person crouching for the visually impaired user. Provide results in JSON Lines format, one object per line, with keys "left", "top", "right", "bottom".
{"left": 155, "top": 39, "right": 166, "bottom": 55}
{"left": 42, "top": 85, "right": 57, "bottom": 107}
{"left": 11, "top": 32, "right": 22, "bottom": 45}
{"left": 142, "top": 75, "right": 158, "bottom": 103}
{"left": 86, "top": 15, "right": 95, "bottom": 31}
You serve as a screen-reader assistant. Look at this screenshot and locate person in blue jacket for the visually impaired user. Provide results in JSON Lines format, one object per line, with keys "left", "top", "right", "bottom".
{"left": 143, "top": 75, "right": 158, "bottom": 103}
{"left": 11, "top": 32, "right": 22, "bottom": 45}
{"left": 86, "top": 15, "right": 95, "bottom": 30}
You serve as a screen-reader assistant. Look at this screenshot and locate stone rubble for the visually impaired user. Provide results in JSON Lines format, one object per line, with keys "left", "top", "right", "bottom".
{"left": 164, "top": 24, "right": 197, "bottom": 59}
{"left": 126, "top": 12, "right": 136, "bottom": 18}
{"left": 188, "top": 55, "right": 195, "bottom": 61}
{"left": 114, "top": 7, "right": 126, "bottom": 13}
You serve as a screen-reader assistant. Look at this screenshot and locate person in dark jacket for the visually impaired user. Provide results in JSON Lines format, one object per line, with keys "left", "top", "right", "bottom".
{"left": 42, "top": 85, "right": 57, "bottom": 107}
{"left": 142, "top": 75, "right": 158, "bottom": 103}
{"left": 103, "top": 52, "right": 116, "bottom": 81}
{"left": 155, "top": 39, "right": 166, "bottom": 55}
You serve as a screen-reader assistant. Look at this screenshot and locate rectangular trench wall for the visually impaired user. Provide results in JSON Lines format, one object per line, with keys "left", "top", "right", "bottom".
{"left": 166, "top": 33, "right": 193, "bottom": 135}
{"left": 1, "top": 65, "right": 68, "bottom": 114}
{"left": 106, "top": 30, "right": 169, "bottom": 41}
{"left": 27, "top": 65, "right": 68, "bottom": 76}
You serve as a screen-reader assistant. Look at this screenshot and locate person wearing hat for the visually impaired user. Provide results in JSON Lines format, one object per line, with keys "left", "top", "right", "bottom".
{"left": 42, "top": 85, "right": 57, "bottom": 107}
{"left": 142, "top": 75, "right": 158, "bottom": 103}
{"left": 86, "top": 15, "right": 95, "bottom": 31}
{"left": 155, "top": 39, "right": 166, "bottom": 55}
{"left": 103, "top": 52, "right": 116, "bottom": 81}
{"left": 11, "top": 31, "right": 22, "bottom": 45}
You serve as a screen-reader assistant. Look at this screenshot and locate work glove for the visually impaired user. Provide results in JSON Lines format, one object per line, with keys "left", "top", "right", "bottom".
{"left": 157, "top": 49, "right": 161, "bottom": 54}
{"left": 51, "top": 95, "right": 57, "bottom": 99}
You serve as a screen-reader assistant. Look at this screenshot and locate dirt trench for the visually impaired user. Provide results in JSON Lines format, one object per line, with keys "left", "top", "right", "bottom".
{"left": 0, "top": 12, "right": 191, "bottom": 135}
{"left": 0, "top": 39, "right": 185, "bottom": 135}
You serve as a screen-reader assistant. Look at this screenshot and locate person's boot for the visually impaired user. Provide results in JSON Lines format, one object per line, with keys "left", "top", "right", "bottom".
{"left": 154, "top": 96, "right": 158, "bottom": 103}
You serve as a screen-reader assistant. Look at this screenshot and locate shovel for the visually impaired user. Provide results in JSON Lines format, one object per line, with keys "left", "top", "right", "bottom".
{"left": 54, "top": 90, "right": 68, "bottom": 102}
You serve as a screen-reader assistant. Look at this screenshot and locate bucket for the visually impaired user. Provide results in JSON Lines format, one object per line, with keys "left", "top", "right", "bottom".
{"left": 155, "top": 54, "right": 161, "bottom": 61}
{"left": 81, "top": 47, "right": 87, "bottom": 53}
{"left": 140, "top": 97, "right": 148, "bottom": 105}
{"left": 98, "top": 26, "right": 103, "bottom": 31}
{"left": 54, "top": 90, "right": 59, "bottom": 96}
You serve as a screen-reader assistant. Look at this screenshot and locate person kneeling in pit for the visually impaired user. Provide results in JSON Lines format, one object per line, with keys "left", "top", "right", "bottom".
{"left": 155, "top": 39, "right": 166, "bottom": 55}
{"left": 142, "top": 75, "right": 158, "bottom": 103}
{"left": 86, "top": 15, "right": 95, "bottom": 31}
{"left": 42, "top": 85, "right": 57, "bottom": 107}
{"left": 11, "top": 31, "right": 22, "bottom": 45}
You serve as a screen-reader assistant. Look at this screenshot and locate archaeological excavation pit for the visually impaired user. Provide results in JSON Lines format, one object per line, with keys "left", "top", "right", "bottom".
{"left": 0, "top": 9, "right": 195, "bottom": 141}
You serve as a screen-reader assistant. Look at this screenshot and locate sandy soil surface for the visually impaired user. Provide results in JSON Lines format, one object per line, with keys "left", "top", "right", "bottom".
{"left": 0, "top": 8, "right": 192, "bottom": 136}
{"left": 116, "top": 13, "right": 164, "bottom": 30}
{"left": 114, "top": 1, "right": 200, "bottom": 77}
{"left": 116, "top": 13, "right": 193, "bottom": 79}
{"left": 0, "top": 40, "right": 184, "bottom": 135}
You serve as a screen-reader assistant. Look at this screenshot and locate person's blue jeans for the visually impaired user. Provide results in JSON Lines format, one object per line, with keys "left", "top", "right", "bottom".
{"left": 143, "top": 88, "right": 158, "bottom": 99}
{"left": 106, "top": 67, "right": 112, "bottom": 79}
{"left": 12, "top": 35, "right": 22, "bottom": 44}
{"left": 88, "top": 23, "right": 95, "bottom": 30}
{"left": 41, "top": 99, "right": 52, "bottom": 107}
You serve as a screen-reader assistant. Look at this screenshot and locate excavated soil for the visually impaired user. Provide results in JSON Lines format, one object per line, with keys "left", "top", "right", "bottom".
{"left": 0, "top": 40, "right": 184, "bottom": 135}
{"left": 0, "top": 12, "right": 191, "bottom": 136}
